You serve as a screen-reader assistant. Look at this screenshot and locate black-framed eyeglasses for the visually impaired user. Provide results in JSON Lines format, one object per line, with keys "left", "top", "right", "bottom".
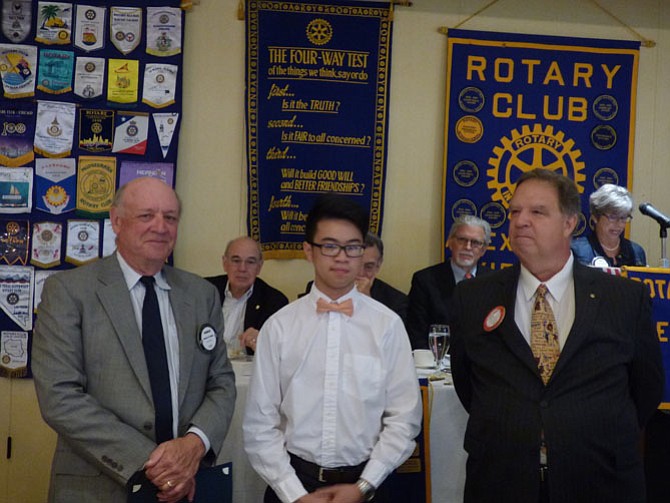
{"left": 309, "top": 242, "right": 365, "bottom": 258}
{"left": 452, "top": 236, "right": 486, "bottom": 250}
{"left": 603, "top": 214, "right": 632, "bottom": 224}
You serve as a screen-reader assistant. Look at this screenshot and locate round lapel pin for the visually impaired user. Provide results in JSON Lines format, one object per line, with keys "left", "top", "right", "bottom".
{"left": 197, "top": 323, "right": 217, "bottom": 352}
{"left": 483, "top": 306, "right": 505, "bottom": 332}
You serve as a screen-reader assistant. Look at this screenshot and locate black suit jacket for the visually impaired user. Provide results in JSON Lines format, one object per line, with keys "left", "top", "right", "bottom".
{"left": 369, "top": 278, "right": 408, "bottom": 324}
{"left": 451, "top": 262, "right": 664, "bottom": 503}
{"left": 406, "top": 261, "right": 491, "bottom": 349}
{"left": 205, "top": 275, "right": 288, "bottom": 354}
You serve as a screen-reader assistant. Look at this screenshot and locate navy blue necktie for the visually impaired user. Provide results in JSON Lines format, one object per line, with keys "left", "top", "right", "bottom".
{"left": 140, "top": 275, "right": 173, "bottom": 444}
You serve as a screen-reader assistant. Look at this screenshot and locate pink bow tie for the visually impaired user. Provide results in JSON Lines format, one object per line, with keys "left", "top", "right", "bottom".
{"left": 316, "top": 298, "right": 354, "bottom": 317}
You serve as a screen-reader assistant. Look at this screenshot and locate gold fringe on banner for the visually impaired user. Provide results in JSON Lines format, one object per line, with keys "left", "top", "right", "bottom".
{"left": 237, "top": 1, "right": 408, "bottom": 21}
{"left": 438, "top": 0, "right": 655, "bottom": 47}
{"left": 0, "top": 366, "right": 28, "bottom": 378}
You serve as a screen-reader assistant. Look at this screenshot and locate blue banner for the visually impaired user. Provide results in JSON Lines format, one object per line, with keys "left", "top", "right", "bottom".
{"left": 623, "top": 267, "right": 670, "bottom": 409}
{"left": 443, "top": 29, "right": 639, "bottom": 268}
{"left": 246, "top": 0, "right": 393, "bottom": 258}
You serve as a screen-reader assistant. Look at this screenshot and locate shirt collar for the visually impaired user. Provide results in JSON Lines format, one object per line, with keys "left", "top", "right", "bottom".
{"left": 224, "top": 280, "right": 254, "bottom": 302}
{"left": 519, "top": 253, "right": 574, "bottom": 303}
{"left": 450, "top": 260, "right": 476, "bottom": 283}
{"left": 116, "top": 252, "right": 170, "bottom": 291}
{"left": 308, "top": 283, "right": 358, "bottom": 304}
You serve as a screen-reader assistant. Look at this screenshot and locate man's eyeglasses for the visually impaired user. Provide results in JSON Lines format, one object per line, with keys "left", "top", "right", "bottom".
{"left": 227, "top": 257, "right": 260, "bottom": 267}
{"left": 363, "top": 261, "right": 381, "bottom": 273}
{"left": 309, "top": 242, "right": 365, "bottom": 258}
{"left": 603, "top": 214, "right": 632, "bottom": 224}
{"left": 452, "top": 236, "right": 486, "bottom": 250}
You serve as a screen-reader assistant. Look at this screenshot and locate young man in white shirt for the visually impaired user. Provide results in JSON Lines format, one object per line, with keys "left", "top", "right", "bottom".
{"left": 244, "top": 194, "right": 422, "bottom": 503}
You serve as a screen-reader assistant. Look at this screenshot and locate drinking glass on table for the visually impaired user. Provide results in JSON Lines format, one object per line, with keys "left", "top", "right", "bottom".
{"left": 428, "top": 324, "right": 450, "bottom": 378}
{"left": 226, "top": 335, "right": 247, "bottom": 360}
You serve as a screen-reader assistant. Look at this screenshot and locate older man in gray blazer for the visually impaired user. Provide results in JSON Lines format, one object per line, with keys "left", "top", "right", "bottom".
{"left": 32, "top": 178, "right": 236, "bottom": 503}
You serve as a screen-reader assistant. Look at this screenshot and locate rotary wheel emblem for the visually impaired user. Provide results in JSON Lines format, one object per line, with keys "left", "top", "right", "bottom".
{"left": 6, "top": 221, "right": 19, "bottom": 235}
{"left": 46, "top": 185, "right": 67, "bottom": 206}
{"left": 487, "top": 124, "right": 586, "bottom": 207}
{"left": 306, "top": 19, "right": 332, "bottom": 46}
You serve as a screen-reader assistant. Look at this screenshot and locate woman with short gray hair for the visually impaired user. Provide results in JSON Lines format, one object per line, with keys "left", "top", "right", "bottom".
{"left": 571, "top": 184, "right": 646, "bottom": 267}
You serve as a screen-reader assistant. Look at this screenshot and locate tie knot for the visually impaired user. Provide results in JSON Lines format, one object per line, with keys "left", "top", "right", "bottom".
{"left": 140, "top": 275, "right": 155, "bottom": 287}
{"left": 536, "top": 284, "right": 548, "bottom": 298}
{"left": 464, "top": 272, "right": 473, "bottom": 280}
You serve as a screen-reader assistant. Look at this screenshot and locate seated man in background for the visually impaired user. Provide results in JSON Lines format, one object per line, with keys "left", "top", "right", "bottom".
{"left": 206, "top": 236, "right": 288, "bottom": 355}
{"left": 407, "top": 215, "right": 491, "bottom": 349}
{"left": 302, "top": 232, "right": 408, "bottom": 323}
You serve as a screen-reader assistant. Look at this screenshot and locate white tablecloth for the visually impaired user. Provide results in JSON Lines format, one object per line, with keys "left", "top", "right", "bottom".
{"left": 217, "top": 360, "right": 266, "bottom": 503}
{"left": 419, "top": 372, "right": 469, "bottom": 503}
{"left": 218, "top": 361, "right": 468, "bottom": 503}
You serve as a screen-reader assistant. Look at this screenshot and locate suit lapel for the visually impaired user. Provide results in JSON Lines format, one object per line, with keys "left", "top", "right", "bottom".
{"left": 437, "top": 262, "right": 457, "bottom": 300}
{"left": 551, "top": 263, "right": 599, "bottom": 378}
{"left": 492, "top": 266, "right": 541, "bottom": 377}
{"left": 165, "top": 268, "right": 196, "bottom": 410}
{"left": 96, "top": 256, "right": 153, "bottom": 401}
{"left": 244, "top": 278, "right": 261, "bottom": 328}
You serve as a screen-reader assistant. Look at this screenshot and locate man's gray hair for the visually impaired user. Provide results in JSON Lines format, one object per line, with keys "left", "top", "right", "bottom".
{"left": 224, "top": 236, "right": 263, "bottom": 260}
{"left": 364, "top": 232, "right": 384, "bottom": 258}
{"left": 447, "top": 215, "right": 492, "bottom": 244}
{"left": 112, "top": 178, "right": 182, "bottom": 216}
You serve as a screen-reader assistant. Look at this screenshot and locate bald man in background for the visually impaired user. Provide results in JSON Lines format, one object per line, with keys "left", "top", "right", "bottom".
{"left": 206, "top": 237, "right": 288, "bottom": 355}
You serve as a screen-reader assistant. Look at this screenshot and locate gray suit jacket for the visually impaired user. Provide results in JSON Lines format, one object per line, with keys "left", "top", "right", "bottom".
{"left": 32, "top": 254, "right": 236, "bottom": 503}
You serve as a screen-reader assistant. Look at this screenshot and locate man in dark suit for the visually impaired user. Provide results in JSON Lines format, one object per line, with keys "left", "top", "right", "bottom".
{"left": 351, "top": 232, "right": 408, "bottom": 322}
{"left": 451, "top": 168, "right": 664, "bottom": 503}
{"left": 206, "top": 236, "right": 288, "bottom": 355}
{"left": 407, "top": 215, "right": 491, "bottom": 348}
{"left": 32, "top": 178, "right": 236, "bottom": 503}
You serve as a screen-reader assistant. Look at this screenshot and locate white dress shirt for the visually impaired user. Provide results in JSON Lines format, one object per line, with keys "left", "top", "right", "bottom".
{"left": 514, "top": 253, "right": 576, "bottom": 350}
{"left": 222, "top": 281, "right": 253, "bottom": 344}
{"left": 117, "top": 253, "right": 210, "bottom": 452}
{"left": 243, "top": 285, "right": 422, "bottom": 503}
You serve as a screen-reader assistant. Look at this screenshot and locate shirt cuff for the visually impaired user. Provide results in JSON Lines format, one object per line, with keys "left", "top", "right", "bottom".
{"left": 186, "top": 426, "right": 211, "bottom": 455}
{"left": 360, "top": 458, "right": 389, "bottom": 489}
{"left": 274, "top": 472, "right": 308, "bottom": 503}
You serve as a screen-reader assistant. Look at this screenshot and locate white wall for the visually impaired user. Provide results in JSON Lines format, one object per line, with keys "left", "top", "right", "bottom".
{"left": 175, "top": 0, "right": 669, "bottom": 300}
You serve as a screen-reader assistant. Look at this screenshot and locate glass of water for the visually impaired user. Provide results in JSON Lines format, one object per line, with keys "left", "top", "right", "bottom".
{"left": 428, "top": 324, "right": 450, "bottom": 374}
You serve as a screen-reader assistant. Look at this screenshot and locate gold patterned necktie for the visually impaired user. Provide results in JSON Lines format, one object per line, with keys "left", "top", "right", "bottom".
{"left": 531, "top": 284, "right": 561, "bottom": 385}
